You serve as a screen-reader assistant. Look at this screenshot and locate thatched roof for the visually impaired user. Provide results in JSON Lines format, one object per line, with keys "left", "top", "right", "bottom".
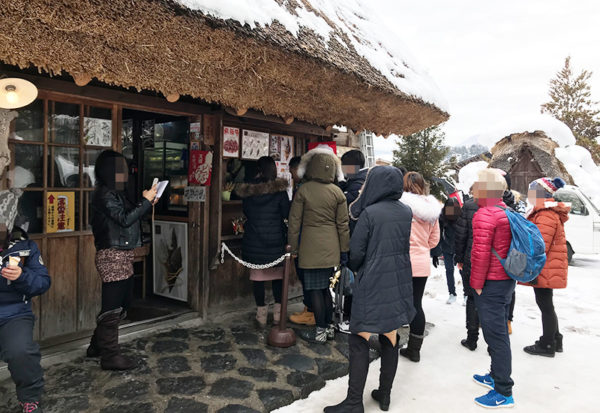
{"left": 489, "top": 131, "right": 574, "bottom": 184}
{"left": 0, "top": 0, "right": 448, "bottom": 135}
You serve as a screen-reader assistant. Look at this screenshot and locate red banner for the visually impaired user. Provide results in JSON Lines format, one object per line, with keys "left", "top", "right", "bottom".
{"left": 308, "top": 141, "right": 337, "bottom": 154}
{"left": 188, "top": 150, "right": 213, "bottom": 186}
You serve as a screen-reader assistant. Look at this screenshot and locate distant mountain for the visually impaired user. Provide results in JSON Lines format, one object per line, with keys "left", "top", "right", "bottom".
{"left": 445, "top": 143, "right": 489, "bottom": 162}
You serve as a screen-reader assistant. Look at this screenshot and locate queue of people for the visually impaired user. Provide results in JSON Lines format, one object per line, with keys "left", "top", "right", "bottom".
{"left": 0, "top": 144, "right": 571, "bottom": 412}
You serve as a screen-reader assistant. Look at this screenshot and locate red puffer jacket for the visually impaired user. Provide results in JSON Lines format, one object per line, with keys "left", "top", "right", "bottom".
{"left": 470, "top": 201, "right": 512, "bottom": 289}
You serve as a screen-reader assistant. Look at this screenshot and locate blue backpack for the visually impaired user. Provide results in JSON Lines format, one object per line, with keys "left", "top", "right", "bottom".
{"left": 492, "top": 206, "right": 547, "bottom": 283}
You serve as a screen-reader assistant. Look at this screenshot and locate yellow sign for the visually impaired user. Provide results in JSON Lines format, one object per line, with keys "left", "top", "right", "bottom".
{"left": 46, "top": 192, "right": 75, "bottom": 233}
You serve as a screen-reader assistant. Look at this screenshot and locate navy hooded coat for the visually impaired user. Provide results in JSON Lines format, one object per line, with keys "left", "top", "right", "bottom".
{"left": 348, "top": 166, "right": 415, "bottom": 334}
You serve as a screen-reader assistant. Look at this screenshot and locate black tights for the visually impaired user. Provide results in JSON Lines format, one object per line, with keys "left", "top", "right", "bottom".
{"left": 253, "top": 280, "right": 283, "bottom": 307}
{"left": 410, "top": 277, "right": 428, "bottom": 336}
{"left": 101, "top": 277, "right": 134, "bottom": 314}
{"left": 534, "top": 288, "right": 560, "bottom": 344}
{"left": 309, "top": 289, "right": 333, "bottom": 328}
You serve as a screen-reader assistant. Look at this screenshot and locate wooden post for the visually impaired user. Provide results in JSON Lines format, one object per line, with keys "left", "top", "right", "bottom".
{"left": 267, "top": 246, "right": 296, "bottom": 348}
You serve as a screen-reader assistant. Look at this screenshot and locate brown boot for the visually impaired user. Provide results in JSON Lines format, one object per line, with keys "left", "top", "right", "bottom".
{"left": 508, "top": 321, "right": 512, "bottom": 335}
{"left": 96, "top": 308, "right": 135, "bottom": 371}
{"left": 289, "top": 307, "right": 316, "bottom": 325}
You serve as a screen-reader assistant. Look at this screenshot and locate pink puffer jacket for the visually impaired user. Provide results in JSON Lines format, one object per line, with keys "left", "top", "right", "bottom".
{"left": 400, "top": 192, "right": 441, "bottom": 277}
{"left": 470, "top": 201, "right": 512, "bottom": 289}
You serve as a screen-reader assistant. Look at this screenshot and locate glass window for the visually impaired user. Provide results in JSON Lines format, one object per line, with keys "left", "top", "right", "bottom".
{"left": 51, "top": 147, "right": 80, "bottom": 188}
{"left": 122, "top": 119, "right": 134, "bottom": 160}
{"left": 48, "top": 101, "right": 80, "bottom": 144}
{"left": 554, "top": 189, "right": 588, "bottom": 215}
{"left": 11, "top": 100, "right": 43, "bottom": 142}
{"left": 16, "top": 191, "right": 43, "bottom": 234}
{"left": 13, "top": 144, "right": 43, "bottom": 188}
{"left": 83, "top": 149, "right": 104, "bottom": 187}
{"left": 83, "top": 106, "right": 112, "bottom": 147}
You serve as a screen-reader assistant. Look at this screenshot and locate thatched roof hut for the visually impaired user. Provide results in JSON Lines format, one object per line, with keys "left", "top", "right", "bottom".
{"left": 0, "top": 0, "right": 448, "bottom": 135}
{"left": 489, "top": 131, "right": 574, "bottom": 194}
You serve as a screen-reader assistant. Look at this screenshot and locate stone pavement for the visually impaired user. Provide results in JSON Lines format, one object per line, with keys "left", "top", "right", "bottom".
{"left": 0, "top": 306, "right": 416, "bottom": 413}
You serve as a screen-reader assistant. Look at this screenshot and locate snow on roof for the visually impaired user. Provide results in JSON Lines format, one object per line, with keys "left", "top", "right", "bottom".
{"left": 556, "top": 145, "right": 600, "bottom": 206}
{"left": 177, "top": 0, "right": 448, "bottom": 112}
{"left": 467, "top": 114, "right": 576, "bottom": 149}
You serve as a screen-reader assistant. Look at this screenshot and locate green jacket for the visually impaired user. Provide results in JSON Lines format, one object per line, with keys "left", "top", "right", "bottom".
{"left": 288, "top": 148, "right": 350, "bottom": 269}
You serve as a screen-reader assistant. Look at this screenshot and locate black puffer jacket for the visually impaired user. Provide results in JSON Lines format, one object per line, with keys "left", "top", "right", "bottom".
{"left": 91, "top": 187, "right": 151, "bottom": 250}
{"left": 237, "top": 178, "right": 290, "bottom": 265}
{"left": 453, "top": 198, "right": 479, "bottom": 272}
{"left": 348, "top": 166, "right": 415, "bottom": 334}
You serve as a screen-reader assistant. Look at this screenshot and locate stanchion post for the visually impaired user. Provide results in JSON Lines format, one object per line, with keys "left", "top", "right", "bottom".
{"left": 267, "top": 245, "right": 296, "bottom": 347}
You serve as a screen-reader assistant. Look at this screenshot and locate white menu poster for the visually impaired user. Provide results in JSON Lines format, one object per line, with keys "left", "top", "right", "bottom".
{"left": 241, "top": 129, "right": 269, "bottom": 160}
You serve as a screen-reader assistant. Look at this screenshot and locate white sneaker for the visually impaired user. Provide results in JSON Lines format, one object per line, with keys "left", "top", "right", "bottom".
{"left": 446, "top": 295, "right": 457, "bottom": 304}
{"left": 337, "top": 320, "right": 351, "bottom": 334}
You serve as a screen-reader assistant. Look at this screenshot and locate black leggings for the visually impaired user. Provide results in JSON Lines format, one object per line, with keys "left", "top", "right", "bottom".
{"left": 100, "top": 277, "right": 134, "bottom": 314}
{"left": 534, "top": 288, "right": 560, "bottom": 344}
{"left": 253, "top": 280, "right": 283, "bottom": 307}
{"left": 508, "top": 291, "right": 516, "bottom": 322}
{"left": 410, "top": 277, "right": 428, "bottom": 336}
{"left": 310, "top": 289, "right": 333, "bottom": 328}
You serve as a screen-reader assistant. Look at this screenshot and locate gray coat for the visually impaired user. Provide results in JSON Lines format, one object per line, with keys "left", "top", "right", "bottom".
{"left": 348, "top": 166, "right": 415, "bottom": 334}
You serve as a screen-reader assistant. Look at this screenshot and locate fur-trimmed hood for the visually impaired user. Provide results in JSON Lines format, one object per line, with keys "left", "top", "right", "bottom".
{"left": 297, "top": 146, "right": 344, "bottom": 184}
{"left": 527, "top": 200, "right": 571, "bottom": 224}
{"left": 235, "top": 178, "right": 289, "bottom": 198}
{"left": 400, "top": 192, "right": 442, "bottom": 223}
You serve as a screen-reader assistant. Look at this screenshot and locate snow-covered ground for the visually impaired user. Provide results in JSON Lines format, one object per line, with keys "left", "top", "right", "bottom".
{"left": 276, "top": 254, "right": 600, "bottom": 412}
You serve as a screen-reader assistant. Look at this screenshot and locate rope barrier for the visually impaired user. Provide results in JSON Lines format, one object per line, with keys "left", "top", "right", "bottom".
{"left": 221, "top": 242, "right": 288, "bottom": 269}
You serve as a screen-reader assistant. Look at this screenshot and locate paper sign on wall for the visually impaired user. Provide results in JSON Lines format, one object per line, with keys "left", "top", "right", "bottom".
{"left": 184, "top": 186, "right": 206, "bottom": 202}
{"left": 46, "top": 192, "right": 75, "bottom": 233}
{"left": 223, "top": 127, "right": 240, "bottom": 158}
{"left": 241, "top": 129, "right": 269, "bottom": 160}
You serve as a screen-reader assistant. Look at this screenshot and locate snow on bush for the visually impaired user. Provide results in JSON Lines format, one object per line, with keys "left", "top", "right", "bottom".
{"left": 456, "top": 161, "right": 488, "bottom": 194}
{"left": 177, "top": 0, "right": 447, "bottom": 111}
{"left": 556, "top": 145, "right": 600, "bottom": 206}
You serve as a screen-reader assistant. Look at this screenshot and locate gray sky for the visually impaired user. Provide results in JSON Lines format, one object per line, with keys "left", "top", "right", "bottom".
{"left": 372, "top": 0, "right": 600, "bottom": 160}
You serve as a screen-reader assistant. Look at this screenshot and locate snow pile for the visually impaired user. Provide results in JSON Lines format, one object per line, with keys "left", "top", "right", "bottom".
{"left": 556, "top": 145, "right": 600, "bottom": 205}
{"left": 177, "top": 0, "right": 447, "bottom": 111}
{"left": 467, "top": 114, "right": 576, "bottom": 149}
{"left": 456, "top": 161, "right": 488, "bottom": 194}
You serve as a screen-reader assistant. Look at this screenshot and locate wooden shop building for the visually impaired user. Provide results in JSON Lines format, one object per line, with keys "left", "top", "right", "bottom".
{"left": 0, "top": 0, "right": 447, "bottom": 345}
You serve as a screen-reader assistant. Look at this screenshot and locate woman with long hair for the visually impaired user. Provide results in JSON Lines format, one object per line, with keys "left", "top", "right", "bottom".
{"left": 399, "top": 172, "right": 441, "bottom": 362}
{"left": 87, "top": 150, "right": 157, "bottom": 370}
{"left": 235, "top": 156, "right": 290, "bottom": 326}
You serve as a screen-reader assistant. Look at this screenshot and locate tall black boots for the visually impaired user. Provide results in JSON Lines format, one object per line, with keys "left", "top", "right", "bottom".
{"left": 324, "top": 334, "right": 370, "bottom": 413}
{"left": 399, "top": 333, "right": 424, "bottom": 362}
{"left": 371, "top": 334, "right": 400, "bottom": 411}
{"left": 94, "top": 308, "right": 135, "bottom": 370}
{"left": 461, "top": 296, "right": 479, "bottom": 350}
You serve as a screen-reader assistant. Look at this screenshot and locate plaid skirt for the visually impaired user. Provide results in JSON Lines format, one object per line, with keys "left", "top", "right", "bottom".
{"left": 303, "top": 268, "right": 334, "bottom": 291}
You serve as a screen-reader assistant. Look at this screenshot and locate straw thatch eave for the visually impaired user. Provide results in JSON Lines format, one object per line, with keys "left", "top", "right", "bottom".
{"left": 489, "top": 131, "right": 574, "bottom": 184}
{"left": 0, "top": 0, "right": 448, "bottom": 135}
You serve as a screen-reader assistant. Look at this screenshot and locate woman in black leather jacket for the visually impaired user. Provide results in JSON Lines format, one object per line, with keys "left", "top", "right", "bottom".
{"left": 87, "top": 150, "right": 157, "bottom": 370}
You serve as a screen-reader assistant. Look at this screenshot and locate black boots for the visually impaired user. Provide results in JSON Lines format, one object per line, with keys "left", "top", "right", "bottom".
{"left": 371, "top": 334, "right": 399, "bottom": 411}
{"left": 461, "top": 338, "right": 477, "bottom": 351}
{"left": 324, "top": 334, "right": 369, "bottom": 413}
{"left": 86, "top": 329, "right": 100, "bottom": 358}
{"left": 399, "top": 333, "right": 423, "bottom": 362}
{"left": 524, "top": 337, "right": 556, "bottom": 357}
{"left": 95, "top": 308, "right": 135, "bottom": 370}
{"left": 555, "top": 332, "right": 563, "bottom": 352}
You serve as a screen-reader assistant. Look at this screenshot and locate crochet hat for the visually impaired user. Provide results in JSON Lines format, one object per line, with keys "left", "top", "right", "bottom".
{"left": 529, "top": 177, "right": 566, "bottom": 198}
{"left": 0, "top": 189, "right": 22, "bottom": 232}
